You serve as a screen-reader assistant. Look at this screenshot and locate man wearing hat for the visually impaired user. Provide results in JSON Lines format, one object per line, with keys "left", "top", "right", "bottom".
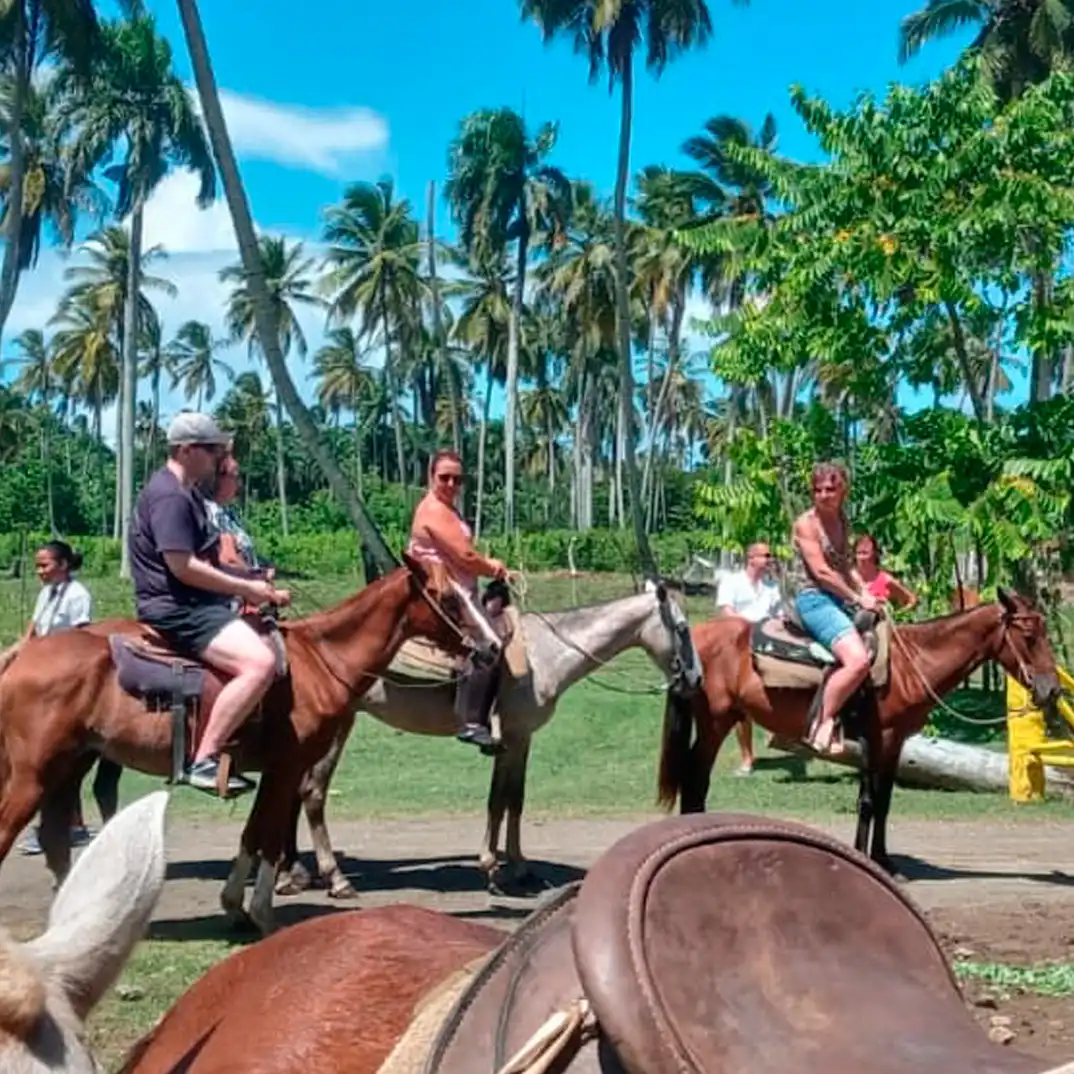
{"left": 128, "top": 411, "right": 291, "bottom": 794}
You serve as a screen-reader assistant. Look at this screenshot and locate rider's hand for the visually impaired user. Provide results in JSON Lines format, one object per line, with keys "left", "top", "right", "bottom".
{"left": 247, "top": 579, "right": 291, "bottom": 607}
{"left": 264, "top": 567, "right": 277, "bottom": 583}
{"left": 487, "top": 558, "right": 509, "bottom": 580}
{"left": 857, "top": 591, "right": 880, "bottom": 612}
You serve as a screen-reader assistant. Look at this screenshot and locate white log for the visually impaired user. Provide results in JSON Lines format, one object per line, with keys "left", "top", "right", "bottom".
{"left": 767, "top": 733, "right": 1074, "bottom": 799}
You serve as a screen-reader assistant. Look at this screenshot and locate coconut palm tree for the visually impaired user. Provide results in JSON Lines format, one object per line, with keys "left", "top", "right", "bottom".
{"left": 55, "top": 10, "right": 214, "bottom": 575}
{"left": 445, "top": 107, "right": 570, "bottom": 532}
{"left": 520, "top": 0, "right": 732, "bottom": 572}
{"left": 167, "top": 319, "right": 233, "bottom": 410}
{"left": 320, "top": 177, "right": 425, "bottom": 486}
{"left": 7, "top": 327, "right": 56, "bottom": 529}
{"left": 173, "top": 0, "right": 394, "bottom": 570}
{"left": 221, "top": 234, "right": 323, "bottom": 536}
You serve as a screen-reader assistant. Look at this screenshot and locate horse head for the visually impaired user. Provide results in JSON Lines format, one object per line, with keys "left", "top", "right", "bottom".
{"left": 642, "top": 576, "right": 703, "bottom": 695}
{"left": 400, "top": 550, "right": 500, "bottom": 666}
{"left": 995, "top": 585, "right": 1061, "bottom": 709}
{"left": 0, "top": 791, "right": 168, "bottom": 1073}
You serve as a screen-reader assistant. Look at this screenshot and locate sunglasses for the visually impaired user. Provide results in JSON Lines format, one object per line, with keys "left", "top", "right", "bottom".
{"left": 437, "top": 473, "right": 464, "bottom": 486}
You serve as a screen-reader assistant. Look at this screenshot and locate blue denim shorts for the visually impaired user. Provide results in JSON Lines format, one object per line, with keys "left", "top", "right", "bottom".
{"left": 794, "top": 588, "right": 855, "bottom": 651}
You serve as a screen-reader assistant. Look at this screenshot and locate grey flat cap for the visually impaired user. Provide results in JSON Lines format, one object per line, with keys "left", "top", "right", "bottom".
{"left": 166, "top": 411, "right": 230, "bottom": 447}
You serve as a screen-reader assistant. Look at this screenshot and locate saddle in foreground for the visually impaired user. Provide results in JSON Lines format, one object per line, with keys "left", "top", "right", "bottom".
{"left": 423, "top": 811, "right": 1046, "bottom": 1074}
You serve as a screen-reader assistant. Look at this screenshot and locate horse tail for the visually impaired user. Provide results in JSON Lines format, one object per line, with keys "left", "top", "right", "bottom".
{"left": 656, "top": 687, "right": 696, "bottom": 811}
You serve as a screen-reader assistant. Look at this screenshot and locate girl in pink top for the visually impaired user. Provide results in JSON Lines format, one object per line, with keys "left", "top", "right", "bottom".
{"left": 854, "top": 535, "right": 918, "bottom": 610}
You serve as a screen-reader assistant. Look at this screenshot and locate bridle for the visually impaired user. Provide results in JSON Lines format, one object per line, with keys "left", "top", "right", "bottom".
{"left": 996, "top": 609, "right": 1047, "bottom": 694}
{"left": 655, "top": 584, "right": 700, "bottom": 693}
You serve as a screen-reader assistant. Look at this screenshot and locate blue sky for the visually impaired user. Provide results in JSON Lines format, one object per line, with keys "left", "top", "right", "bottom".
{"left": 7, "top": 0, "right": 981, "bottom": 439}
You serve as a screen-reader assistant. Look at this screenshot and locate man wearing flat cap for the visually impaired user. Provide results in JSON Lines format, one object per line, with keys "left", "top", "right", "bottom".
{"left": 128, "top": 411, "right": 290, "bottom": 794}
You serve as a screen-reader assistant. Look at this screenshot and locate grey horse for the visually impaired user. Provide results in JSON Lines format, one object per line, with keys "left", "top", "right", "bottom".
{"left": 276, "top": 578, "right": 701, "bottom": 897}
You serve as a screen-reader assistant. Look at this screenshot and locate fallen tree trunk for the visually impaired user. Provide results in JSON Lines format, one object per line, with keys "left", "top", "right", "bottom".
{"left": 767, "top": 733, "right": 1074, "bottom": 799}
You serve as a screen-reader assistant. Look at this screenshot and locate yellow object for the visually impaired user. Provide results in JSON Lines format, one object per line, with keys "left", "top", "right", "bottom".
{"left": 1007, "top": 675, "right": 1046, "bottom": 802}
{"left": 1006, "top": 667, "right": 1074, "bottom": 801}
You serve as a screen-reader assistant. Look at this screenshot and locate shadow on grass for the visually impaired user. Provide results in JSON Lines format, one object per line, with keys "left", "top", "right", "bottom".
{"left": 148, "top": 900, "right": 343, "bottom": 944}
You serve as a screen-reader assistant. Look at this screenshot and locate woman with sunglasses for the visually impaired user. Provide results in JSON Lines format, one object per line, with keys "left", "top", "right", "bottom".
{"left": 407, "top": 449, "right": 510, "bottom": 750}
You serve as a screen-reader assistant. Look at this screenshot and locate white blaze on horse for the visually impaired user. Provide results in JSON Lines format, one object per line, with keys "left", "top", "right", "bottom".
{"left": 0, "top": 791, "right": 168, "bottom": 1074}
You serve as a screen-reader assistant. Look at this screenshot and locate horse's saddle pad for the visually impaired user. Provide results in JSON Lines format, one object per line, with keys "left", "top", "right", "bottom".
{"left": 108, "top": 634, "right": 205, "bottom": 703}
{"left": 424, "top": 812, "right": 1043, "bottom": 1074}
{"left": 750, "top": 615, "right": 891, "bottom": 690}
{"left": 389, "top": 607, "right": 529, "bottom": 684}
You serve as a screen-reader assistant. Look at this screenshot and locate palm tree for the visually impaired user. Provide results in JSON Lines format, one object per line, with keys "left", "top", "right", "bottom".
{"left": 7, "top": 327, "right": 56, "bottom": 530}
{"left": 55, "top": 11, "right": 214, "bottom": 576}
{"left": 520, "top": 0, "right": 730, "bottom": 573}
{"left": 173, "top": 0, "right": 394, "bottom": 571}
{"left": 221, "top": 234, "right": 323, "bottom": 536}
{"left": 167, "top": 319, "right": 233, "bottom": 409}
{"left": 0, "top": 0, "right": 121, "bottom": 345}
{"left": 313, "top": 326, "right": 377, "bottom": 496}
{"left": 445, "top": 108, "right": 570, "bottom": 533}
{"left": 320, "top": 177, "right": 425, "bottom": 486}
{"left": 899, "top": 0, "right": 1074, "bottom": 102}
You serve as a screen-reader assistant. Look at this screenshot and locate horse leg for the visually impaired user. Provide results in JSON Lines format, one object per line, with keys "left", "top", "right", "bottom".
{"left": 274, "top": 789, "right": 309, "bottom": 897}
{"left": 220, "top": 843, "right": 256, "bottom": 927}
{"left": 0, "top": 771, "right": 45, "bottom": 867}
{"left": 869, "top": 743, "right": 902, "bottom": 878}
{"left": 91, "top": 756, "right": 123, "bottom": 824}
{"left": 680, "top": 712, "right": 731, "bottom": 814}
{"left": 39, "top": 754, "right": 96, "bottom": 891}
{"left": 498, "top": 738, "right": 536, "bottom": 891}
{"left": 301, "top": 723, "right": 355, "bottom": 900}
{"left": 852, "top": 732, "right": 875, "bottom": 856}
{"left": 479, "top": 749, "right": 512, "bottom": 879}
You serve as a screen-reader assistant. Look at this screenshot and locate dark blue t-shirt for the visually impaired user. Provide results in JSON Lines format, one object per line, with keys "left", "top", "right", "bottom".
{"left": 129, "top": 467, "right": 228, "bottom": 619}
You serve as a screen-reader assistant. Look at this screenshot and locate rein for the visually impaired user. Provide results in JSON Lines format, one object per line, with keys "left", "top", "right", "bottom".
{"left": 888, "top": 611, "right": 1038, "bottom": 728}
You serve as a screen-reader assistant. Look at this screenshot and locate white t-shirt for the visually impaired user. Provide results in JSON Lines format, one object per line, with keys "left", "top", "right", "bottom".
{"left": 716, "top": 570, "right": 782, "bottom": 623}
{"left": 31, "top": 579, "right": 93, "bottom": 637}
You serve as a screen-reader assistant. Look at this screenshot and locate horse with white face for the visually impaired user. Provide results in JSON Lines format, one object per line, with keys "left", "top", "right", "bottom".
{"left": 0, "top": 791, "right": 168, "bottom": 1074}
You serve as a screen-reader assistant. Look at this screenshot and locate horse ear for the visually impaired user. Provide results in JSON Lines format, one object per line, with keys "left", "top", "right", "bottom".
{"left": 26, "top": 791, "right": 168, "bottom": 1021}
{"left": 997, "top": 586, "right": 1018, "bottom": 614}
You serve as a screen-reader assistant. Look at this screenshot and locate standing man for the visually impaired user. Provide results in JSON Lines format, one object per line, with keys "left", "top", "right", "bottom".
{"left": 128, "top": 412, "right": 291, "bottom": 795}
{"left": 716, "top": 542, "right": 782, "bottom": 775}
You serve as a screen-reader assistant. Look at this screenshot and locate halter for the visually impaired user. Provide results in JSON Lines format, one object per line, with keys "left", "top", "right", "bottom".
{"left": 996, "top": 609, "right": 1046, "bottom": 693}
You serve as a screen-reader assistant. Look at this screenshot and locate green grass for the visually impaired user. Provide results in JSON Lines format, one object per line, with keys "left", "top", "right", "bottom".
{"left": 954, "top": 960, "right": 1074, "bottom": 998}
{"left": 4, "top": 569, "right": 1073, "bottom": 1070}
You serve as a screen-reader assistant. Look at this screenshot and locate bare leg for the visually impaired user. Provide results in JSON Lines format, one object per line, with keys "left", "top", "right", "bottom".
{"left": 809, "top": 632, "right": 871, "bottom": 755}
{"left": 734, "top": 717, "right": 754, "bottom": 773}
{"left": 195, "top": 621, "right": 276, "bottom": 763}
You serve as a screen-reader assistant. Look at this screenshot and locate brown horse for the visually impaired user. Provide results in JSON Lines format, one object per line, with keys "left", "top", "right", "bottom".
{"left": 656, "top": 586, "right": 1061, "bottom": 875}
{"left": 0, "top": 552, "right": 482, "bottom": 935}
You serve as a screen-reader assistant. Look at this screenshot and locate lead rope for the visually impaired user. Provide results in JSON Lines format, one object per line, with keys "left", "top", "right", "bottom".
{"left": 494, "top": 999, "right": 598, "bottom": 1074}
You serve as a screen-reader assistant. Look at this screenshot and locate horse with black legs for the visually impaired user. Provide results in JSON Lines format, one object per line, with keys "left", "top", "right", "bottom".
{"left": 657, "top": 587, "right": 1060, "bottom": 874}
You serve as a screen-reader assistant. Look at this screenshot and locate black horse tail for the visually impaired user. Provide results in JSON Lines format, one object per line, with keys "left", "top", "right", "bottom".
{"left": 657, "top": 687, "right": 696, "bottom": 811}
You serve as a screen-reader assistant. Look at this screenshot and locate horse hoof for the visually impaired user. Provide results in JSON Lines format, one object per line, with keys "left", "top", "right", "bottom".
{"left": 327, "top": 881, "right": 359, "bottom": 901}
{"left": 228, "top": 909, "right": 259, "bottom": 935}
{"left": 275, "top": 879, "right": 303, "bottom": 897}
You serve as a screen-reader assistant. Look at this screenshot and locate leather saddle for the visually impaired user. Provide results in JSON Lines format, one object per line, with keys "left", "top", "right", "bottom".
{"left": 425, "top": 812, "right": 1042, "bottom": 1074}
{"left": 107, "top": 615, "right": 288, "bottom": 793}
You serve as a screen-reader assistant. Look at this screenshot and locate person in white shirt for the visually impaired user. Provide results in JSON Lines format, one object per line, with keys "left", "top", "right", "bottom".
{"left": 14, "top": 541, "right": 121, "bottom": 855}
{"left": 716, "top": 542, "right": 782, "bottom": 776}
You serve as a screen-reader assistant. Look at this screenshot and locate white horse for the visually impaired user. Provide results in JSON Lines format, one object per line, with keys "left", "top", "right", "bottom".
{"left": 277, "top": 578, "right": 701, "bottom": 896}
{"left": 0, "top": 790, "right": 168, "bottom": 1074}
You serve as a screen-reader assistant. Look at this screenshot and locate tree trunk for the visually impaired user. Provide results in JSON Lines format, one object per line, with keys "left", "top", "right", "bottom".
{"left": 0, "top": 1, "right": 30, "bottom": 350}
{"left": 146, "top": 365, "right": 160, "bottom": 483}
{"left": 175, "top": 0, "right": 395, "bottom": 569}
{"left": 1030, "top": 272, "right": 1054, "bottom": 404}
{"left": 612, "top": 49, "right": 656, "bottom": 576}
{"left": 273, "top": 393, "right": 289, "bottom": 536}
{"left": 425, "top": 180, "right": 458, "bottom": 454}
{"left": 119, "top": 198, "right": 143, "bottom": 579}
{"left": 379, "top": 290, "right": 406, "bottom": 485}
{"left": 475, "top": 372, "right": 493, "bottom": 539}
{"left": 943, "top": 300, "right": 986, "bottom": 422}
{"left": 504, "top": 225, "right": 528, "bottom": 535}
{"left": 768, "top": 732, "right": 1074, "bottom": 799}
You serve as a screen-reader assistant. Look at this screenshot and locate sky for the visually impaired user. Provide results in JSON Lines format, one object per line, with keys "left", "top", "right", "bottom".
{"left": 4, "top": 0, "right": 980, "bottom": 444}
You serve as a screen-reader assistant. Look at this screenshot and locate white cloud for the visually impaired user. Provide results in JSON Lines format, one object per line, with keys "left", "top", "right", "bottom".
{"left": 214, "top": 89, "right": 389, "bottom": 178}
{"left": 139, "top": 170, "right": 238, "bottom": 254}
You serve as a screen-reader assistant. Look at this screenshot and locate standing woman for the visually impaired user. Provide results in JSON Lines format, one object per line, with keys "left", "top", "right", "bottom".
{"left": 854, "top": 534, "right": 918, "bottom": 611}
{"left": 407, "top": 449, "right": 510, "bottom": 749}
{"left": 16, "top": 540, "right": 122, "bottom": 854}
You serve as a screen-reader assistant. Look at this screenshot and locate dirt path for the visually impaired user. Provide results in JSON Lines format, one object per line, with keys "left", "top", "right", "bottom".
{"left": 5, "top": 809, "right": 1074, "bottom": 1061}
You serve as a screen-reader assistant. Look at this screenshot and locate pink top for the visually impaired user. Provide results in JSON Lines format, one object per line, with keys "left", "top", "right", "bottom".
{"left": 864, "top": 570, "right": 892, "bottom": 600}
{"left": 406, "top": 499, "right": 477, "bottom": 594}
